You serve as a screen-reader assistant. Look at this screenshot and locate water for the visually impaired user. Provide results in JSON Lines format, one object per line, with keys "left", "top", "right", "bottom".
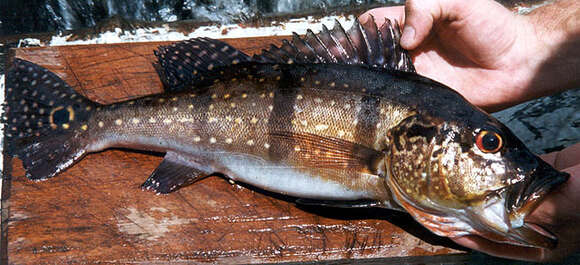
{"left": 1, "top": 0, "right": 401, "bottom": 35}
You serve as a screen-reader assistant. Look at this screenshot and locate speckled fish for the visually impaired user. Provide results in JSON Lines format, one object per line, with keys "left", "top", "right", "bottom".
{"left": 3, "top": 18, "right": 569, "bottom": 249}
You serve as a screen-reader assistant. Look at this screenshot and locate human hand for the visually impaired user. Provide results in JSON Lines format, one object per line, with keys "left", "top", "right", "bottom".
{"left": 453, "top": 143, "right": 580, "bottom": 262}
{"left": 360, "top": 0, "right": 579, "bottom": 112}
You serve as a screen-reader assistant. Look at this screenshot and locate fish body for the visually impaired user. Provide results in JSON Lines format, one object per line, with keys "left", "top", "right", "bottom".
{"left": 4, "top": 18, "right": 569, "bottom": 249}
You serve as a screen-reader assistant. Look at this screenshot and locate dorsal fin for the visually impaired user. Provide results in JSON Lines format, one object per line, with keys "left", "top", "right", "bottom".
{"left": 254, "top": 17, "right": 415, "bottom": 72}
{"left": 154, "top": 17, "right": 415, "bottom": 91}
{"left": 155, "top": 38, "right": 252, "bottom": 91}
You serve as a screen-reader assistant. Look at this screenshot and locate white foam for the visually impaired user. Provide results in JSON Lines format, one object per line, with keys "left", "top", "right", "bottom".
{"left": 49, "top": 15, "right": 356, "bottom": 46}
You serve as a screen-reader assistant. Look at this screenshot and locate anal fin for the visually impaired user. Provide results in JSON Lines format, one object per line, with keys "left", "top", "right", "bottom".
{"left": 141, "top": 151, "right": 210, "bottom": 194}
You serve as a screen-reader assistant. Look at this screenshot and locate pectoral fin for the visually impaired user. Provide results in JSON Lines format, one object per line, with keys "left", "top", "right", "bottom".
{"left": 269, "top": 131, "right": 383, "bottom": 172}
{"left": 141, "top": 152, "right": 210, "bottom": 194}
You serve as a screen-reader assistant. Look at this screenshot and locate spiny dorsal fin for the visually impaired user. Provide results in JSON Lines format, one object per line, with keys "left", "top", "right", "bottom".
{"left": 254, "top": 17, "right": 415, "bottom": 72}
{"left": 155, "top": 38, "right": 252, "bottom": 91}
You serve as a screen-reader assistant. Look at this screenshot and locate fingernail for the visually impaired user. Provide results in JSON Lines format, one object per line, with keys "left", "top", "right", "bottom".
{"left": 401, "top": 26, "right": 415, "bottom": 47}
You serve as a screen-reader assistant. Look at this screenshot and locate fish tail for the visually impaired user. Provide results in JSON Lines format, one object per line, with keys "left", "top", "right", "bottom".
{"left": 3, "top": 59, "right": 98, "bottom": 180}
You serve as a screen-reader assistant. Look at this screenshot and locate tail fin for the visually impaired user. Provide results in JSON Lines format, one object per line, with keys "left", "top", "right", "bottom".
{"left": 3, "top": 59, "right": 98, "bottom": 180}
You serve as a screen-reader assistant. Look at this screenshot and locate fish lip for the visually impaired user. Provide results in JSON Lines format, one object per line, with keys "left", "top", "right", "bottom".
{"left": 505, "top": 161, "right": 569, "bottom": 217}
{"left": 502, "top": 160, "right": 569, "bottom": 249}
{"left": 505, "top": 221, "right": 558, "bottom": 249}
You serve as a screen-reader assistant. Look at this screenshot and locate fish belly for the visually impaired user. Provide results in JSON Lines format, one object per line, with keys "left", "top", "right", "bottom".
{"left": 214, "top": 152, "right": 374, "bottom": 200}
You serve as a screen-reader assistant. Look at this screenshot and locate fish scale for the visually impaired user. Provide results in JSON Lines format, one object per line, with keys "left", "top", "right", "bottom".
{"left": 3, "top": 18, "right": 569, "bottom": 249}
{"left": 85, "top": 63, "right": 397, "bottom": 202}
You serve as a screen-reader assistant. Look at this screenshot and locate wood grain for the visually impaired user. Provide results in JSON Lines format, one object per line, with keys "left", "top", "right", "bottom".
{"left": 3, "top": 37, "right": 463, "bottom": 264}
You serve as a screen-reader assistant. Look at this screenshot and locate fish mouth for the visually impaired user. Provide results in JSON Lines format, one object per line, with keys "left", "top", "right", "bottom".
{"left": 502, "top": 159, "right": 570, "bottom": 248}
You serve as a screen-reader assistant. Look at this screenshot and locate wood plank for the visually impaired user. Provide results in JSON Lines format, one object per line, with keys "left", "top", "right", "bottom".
{"left": 3, "top": 37, "right": 463, "bottom": 264}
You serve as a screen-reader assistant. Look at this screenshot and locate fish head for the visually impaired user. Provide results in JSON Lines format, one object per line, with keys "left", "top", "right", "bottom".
{"left": 385, "top": 114, "right": 569, "bottom": 248}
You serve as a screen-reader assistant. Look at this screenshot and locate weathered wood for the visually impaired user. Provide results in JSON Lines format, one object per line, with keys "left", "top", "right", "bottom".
{"left": 3, "top": 37, "right": 463, "bottom": 264}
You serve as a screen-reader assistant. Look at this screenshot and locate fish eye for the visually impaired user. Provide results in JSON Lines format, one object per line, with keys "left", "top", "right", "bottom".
{"left": 475, "top": 130, "right": 503, "bottom": 153}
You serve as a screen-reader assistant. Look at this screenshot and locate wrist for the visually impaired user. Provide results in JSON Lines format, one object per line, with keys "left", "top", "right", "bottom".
{"left": 514, "top": 1, "right": 580, "bottom": 103}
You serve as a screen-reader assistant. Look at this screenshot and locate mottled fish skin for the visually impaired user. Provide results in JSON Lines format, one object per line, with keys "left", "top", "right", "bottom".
{"left": 3, "top": 18, "right": 570, "bottom": 250}
{"left": 88, "top": 63, "right": 411, "bottom": 205}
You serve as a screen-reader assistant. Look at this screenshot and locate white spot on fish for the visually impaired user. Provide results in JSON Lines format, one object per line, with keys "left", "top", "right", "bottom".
{"left": 98, "top": 121, "right": 104, "bottom": 127}
{"left": 163, "top": 119, "right": 172, "bottom": 124}
{"left": 149, "top": 117, "right": 156, "bottom": 123}
{"left": 210, "top": 137, "right": 216, "bottom": 144}
{"left": 235, "top": 117, "right": 242, "bottom": 124}
{"left": 225, "top": 138, "right": 233, "bottom": 144}
{"left": 250, "top": 117, "right": 258, "bottom": 124}
{"left": 172, "top": 107, "right": 178, "bottom": 112}
{"left": 115, "top": 119, "right": 123, "bottom": 125}
{"left": 338, "top": 130, "right": 345, "bottom": 137}
{"left": 209, "top": 104, "right": 214, "bottom": 110}
{"left": 246, "top": 139, "right": 255, "bottom": 146}
{"left": 314, "top": 98, "right": 323, "bottom": 103}
{"left": 268, "top": 105, "right": 273, "bottom": 111}
{"left": 344, "top": 104, "right": 351, "bottom": 110}
{"left": 194, "top": 136, "right": 201, "bottom": 142}
{"left": 264, "top": 143, "right": 270, "bottom": 149}
{"left": 294, "top": 145, "right": 301, "bottom": 152}
{"left": 132, "top": 118, "right": 140, "bottom": 124}
{"left": 315, "top": 124, "right": 329, "bottom": 131}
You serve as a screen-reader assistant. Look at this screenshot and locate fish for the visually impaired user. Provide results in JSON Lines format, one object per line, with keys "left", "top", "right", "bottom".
{"left": 3, "top": 17, "right": 569, "bottom": 249}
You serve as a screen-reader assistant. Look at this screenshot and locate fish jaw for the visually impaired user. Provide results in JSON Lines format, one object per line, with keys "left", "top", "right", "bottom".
{"left": 465, "top": 190, "right": 560, "bottom": 249}
{"left": 386, "top": 160, "right": 567, "bottom": 249}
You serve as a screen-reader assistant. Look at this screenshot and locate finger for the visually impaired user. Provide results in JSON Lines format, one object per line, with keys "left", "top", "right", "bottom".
{"left": 359, "top": 6, "right": 406, "bottom": 27}
{"left": 452, "top": 235, "right": 547, "bottom": 262}
{"left": 554, "top": 143, "right": 580, "bottom": 170}
{"left": 400, "top": 0, "right": 441, "bottom": 49}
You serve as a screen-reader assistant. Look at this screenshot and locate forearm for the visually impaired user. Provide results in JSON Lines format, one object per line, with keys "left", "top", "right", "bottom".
{"left": 519, "top": 0, "right": 580, "bottom": 100}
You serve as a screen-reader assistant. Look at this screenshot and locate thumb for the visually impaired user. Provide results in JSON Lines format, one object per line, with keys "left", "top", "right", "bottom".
{"left": 400, "top": 0, "right": 442, "bottom": 49}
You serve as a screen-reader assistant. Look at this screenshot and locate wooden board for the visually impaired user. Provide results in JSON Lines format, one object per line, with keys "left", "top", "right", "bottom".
{"left": 2, "top": 37, "right": 464, "bottom": 264}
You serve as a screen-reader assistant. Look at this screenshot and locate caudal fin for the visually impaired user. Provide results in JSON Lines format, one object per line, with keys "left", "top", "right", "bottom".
{"left": 3, "top": 59, "right": 98, "bottom": 180}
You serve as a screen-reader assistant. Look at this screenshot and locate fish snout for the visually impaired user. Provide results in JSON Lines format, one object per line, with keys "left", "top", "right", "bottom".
{"left": 501, "top": 159, "right": 569, "bottom": 248}
{"left": 505, "top": 159, "right": 569, "bottom": 218}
